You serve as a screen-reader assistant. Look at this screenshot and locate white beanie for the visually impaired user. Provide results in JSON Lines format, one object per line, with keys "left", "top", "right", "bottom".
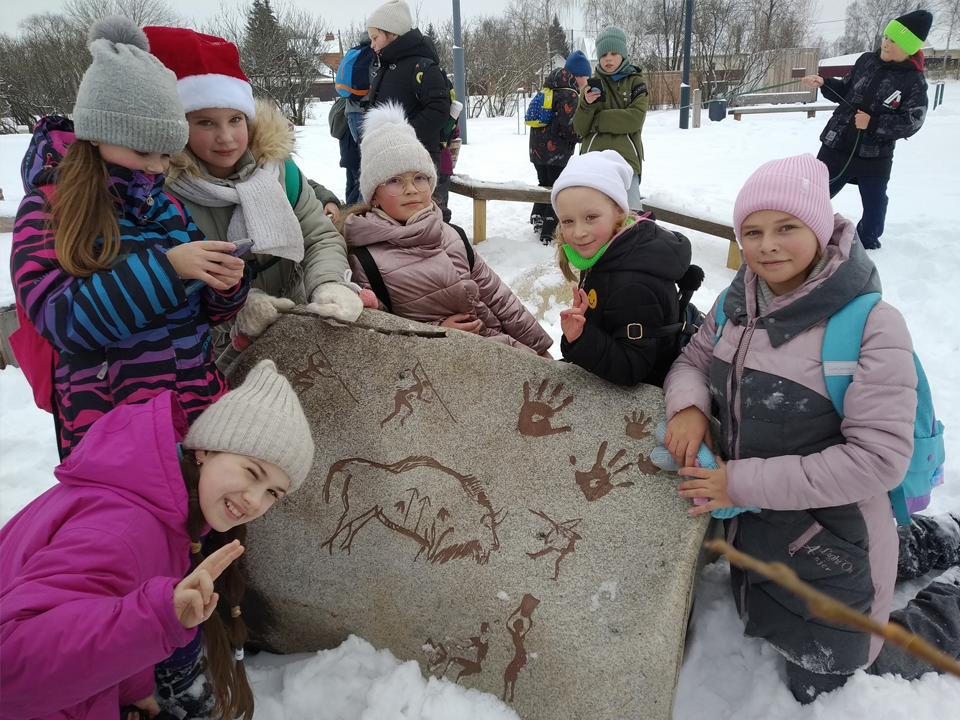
{"left": 367, "top": 0, "right": 413, "bottom": 36}
{"left": 360, "top": 102, "right": 437, "bottom": 204}
{"left": 551, "top": 150, "right": 632, "bottom": 214}
{"left": 184, "top": 360, "right": 314, "bottom": 491}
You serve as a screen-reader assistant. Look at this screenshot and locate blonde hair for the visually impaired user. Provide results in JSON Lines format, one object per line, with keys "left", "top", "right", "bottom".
{"left": 334, "top": 200, "right": 375, "bottom": 235}
{"left": 553, "top": 201, "right": 629, "bottom": 283}
{"left": 48, "top": 140, "right": 123, "bottom": 278}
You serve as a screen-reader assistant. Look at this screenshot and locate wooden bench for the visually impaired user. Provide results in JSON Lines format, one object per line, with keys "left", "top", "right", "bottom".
{"left": 728, "top": 104, "right": 835, "bottom": 121}
{"left": 449, "top": 176, "right": 743, "bottom": 270}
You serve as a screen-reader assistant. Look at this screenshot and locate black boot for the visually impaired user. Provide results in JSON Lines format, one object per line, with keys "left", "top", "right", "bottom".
{"left": 897, "top": 513, "right": 960, "bottom": 581}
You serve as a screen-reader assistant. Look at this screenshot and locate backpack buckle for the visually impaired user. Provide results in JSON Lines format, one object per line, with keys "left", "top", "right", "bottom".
{"left": 627, "top": 323, "right": 643, "bottom": 340}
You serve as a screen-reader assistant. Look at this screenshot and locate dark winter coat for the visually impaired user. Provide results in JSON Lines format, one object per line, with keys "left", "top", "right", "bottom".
{"left": 561, "top": 216, "right": 691, "bottom": 387}
{"left": 664, "top": 217, "right": 917, "bottom": 674}
{"left": 573, "top": 66, "right": 648, "bottom": 175}
{"left": 818, "top": 51, "right": 927, "bottom": 177}
{"left": 528, "top": 67, "right": 581, "bottom": 166}
{"left": 11, "top": 116, "right": 249, "bottom": 457}
{"left": 363, "top": 29, "right": 452, "bottom": 161}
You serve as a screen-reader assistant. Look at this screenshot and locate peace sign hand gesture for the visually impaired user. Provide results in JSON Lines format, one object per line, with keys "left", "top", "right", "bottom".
{"left": 173, "top": 540, "right": 244, "bottom": 629}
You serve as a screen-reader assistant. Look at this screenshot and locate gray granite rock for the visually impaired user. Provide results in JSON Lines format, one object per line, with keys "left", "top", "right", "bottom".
{"left": 228, "top": 309, "right": 713, "bottom": 720}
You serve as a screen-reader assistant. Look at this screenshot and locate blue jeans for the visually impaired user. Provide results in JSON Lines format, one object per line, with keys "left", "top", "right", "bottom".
{"left": 347, "top": 111, "right": 363, "bottom": 143}
{"left": 345, "top": 167, "right": 361, "bottom": 206}
{"left": 829, "top": 174, "right": 889, "bottom": 248}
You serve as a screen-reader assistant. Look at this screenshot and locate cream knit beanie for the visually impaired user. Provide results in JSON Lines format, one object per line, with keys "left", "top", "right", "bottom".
{"left": 360, "top": 102, "right": 437, "bottom": 203}
{"left": 184, "top": 360, "right": 314, "bottom": 491}
{"left": 367, "top": 0, "right": 413, "bottom": 36}
{"left": 551, "top": 150, "right": 632, "bottom": 214}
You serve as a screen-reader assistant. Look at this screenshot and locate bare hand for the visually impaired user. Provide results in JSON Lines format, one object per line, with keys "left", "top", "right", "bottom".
{"left": 166, "top": 241, "right": 245, "bottom": 292}
{"left": 664, "top": 406, "right": 712, "bottom": 468}
{"left": 324, "top": 202, "right": 340, "bottom": 220}
{"left": 559, "top": 287, "right": 589, "bottom": 343}
{"left": 584, "top": 88, "right": 601, "bottom": 104}
{"left": 132, "top": 695, "right": 160, "bottom": 719}
{"left": 539, "top": 350, "right": 553, "bottom": 359}
{"left": 854, "top": 110, "right": 871, "bottom": 130}
{"left": 173, "top": 540, "right": 244, "bottom": 629}
{"left": 441, "top": 313, "right": 483, "bottom": 334}
{"left": 801, "top": 74, "right": 823, "bottom": 89}
{"left": 678, "top": 458, "right": 731, "bottom": 515}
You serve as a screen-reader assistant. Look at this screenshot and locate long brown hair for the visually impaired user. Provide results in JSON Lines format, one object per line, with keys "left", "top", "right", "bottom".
{"left": 334, "top": 199, "right": 375, "bottom": 235}
{"left": 554, "top": 203, "right": 629, "bottom": 283}
{"left": 48, "top": 140, "right": 123, "bottom": 278}
{"left": 180, "top": 449, "right": 255, "bottom": 720}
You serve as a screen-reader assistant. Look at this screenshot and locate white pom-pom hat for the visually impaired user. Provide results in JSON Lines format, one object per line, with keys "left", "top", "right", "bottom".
{"left": 359, "top": 102, "right": 437, "bottom": 203}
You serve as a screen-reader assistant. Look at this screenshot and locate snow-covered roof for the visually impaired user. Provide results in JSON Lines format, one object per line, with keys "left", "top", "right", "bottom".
{"left": 580, "top": 36, "right": 596, "bottom": 63}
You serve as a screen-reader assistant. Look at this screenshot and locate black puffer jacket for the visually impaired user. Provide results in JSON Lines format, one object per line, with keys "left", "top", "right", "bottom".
{"left": 819, "top": 51, "right": 927, "bottom": 170}
{"left": 528, "top": 67, "right": 581, "bottom": 166}
{"left": 561, "top": 217, "right": 693, "bottom": 387}
{"left": 363, "top": 30, "right": 451, "bottom": 160}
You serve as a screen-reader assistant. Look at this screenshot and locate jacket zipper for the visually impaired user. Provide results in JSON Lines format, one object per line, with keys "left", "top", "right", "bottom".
{"left": 731, "top": 318, "right": 758, "bottom": 460}
{"left": 97, "top": 361, "right": 108, "bottom": 380}
{"left": 788, "top": 522, "right": 823, "bottom": 557}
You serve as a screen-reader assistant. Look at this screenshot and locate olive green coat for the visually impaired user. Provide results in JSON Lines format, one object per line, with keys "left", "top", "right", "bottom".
{"left": 573, "top": 67, "right": 649, "bottom": 176}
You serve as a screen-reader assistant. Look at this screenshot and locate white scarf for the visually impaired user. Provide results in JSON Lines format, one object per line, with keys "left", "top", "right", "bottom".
{"left": 170, "top": 159, "right": 304, "bottom": 263}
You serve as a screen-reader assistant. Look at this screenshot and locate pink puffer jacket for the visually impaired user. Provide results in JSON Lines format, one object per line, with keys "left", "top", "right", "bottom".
{"left": 343, "top": 205, "right": 552, "bottom": 355}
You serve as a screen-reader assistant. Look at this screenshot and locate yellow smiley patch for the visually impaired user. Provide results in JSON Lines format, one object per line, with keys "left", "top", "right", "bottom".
{"left": 587, "top": 289, "right": 598, "bottom": 309}
{"left": 416, "top": 71, "right": 424, "bottom": 84}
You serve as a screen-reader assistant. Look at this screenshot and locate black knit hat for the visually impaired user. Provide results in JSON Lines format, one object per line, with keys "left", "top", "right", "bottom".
{"left": 885, "top": 10, "right": 933, "bottom": 55}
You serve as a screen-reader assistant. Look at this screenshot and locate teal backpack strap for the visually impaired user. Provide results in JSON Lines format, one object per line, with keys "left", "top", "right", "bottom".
{"left": 283, "top": 158, "right": 302, "bottom": 207}
{"left": 713, "top": 287, "right": 730, "bottom": 346}
{"left": 821, "top": 293, "right": 881, "bottom": 418}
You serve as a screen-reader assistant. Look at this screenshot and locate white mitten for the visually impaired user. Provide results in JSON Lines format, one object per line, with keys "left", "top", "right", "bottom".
{"left": 306, "top": 281, "right": 363, "bottom": 322}
{"left": 232, "top": 289, "right": 295, "bottom": 340}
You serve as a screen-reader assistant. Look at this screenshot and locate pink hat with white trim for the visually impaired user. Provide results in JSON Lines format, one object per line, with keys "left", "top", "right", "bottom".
{"left": 143, "top": 26, "right": 256, "bottom": 120}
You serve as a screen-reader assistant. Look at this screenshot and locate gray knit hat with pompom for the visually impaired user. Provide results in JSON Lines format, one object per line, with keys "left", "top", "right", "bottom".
{"left": 73, "top": 16, "right": 188, "bottom": 155}
{"left": 184, "top": 360, "right": 315, "bottom": 491}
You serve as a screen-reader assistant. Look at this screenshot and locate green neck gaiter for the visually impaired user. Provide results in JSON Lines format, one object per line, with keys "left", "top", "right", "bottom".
{"left": 562, "top": 218, "right": 633, "bottom": 270}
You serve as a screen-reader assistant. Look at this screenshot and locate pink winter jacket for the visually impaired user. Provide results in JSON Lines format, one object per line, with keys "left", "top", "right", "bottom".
{"left": 664, "top": 216, "right": 917, "bottom": 670}
{"left": 343, "top": 205, "right": 552, "bottom": 355}
{"left": 0, "top": 393, "right": 197, "bottom": 720}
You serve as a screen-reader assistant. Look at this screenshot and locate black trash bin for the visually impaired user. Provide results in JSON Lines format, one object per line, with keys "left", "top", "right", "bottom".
{"left": 709, "top": 99, "right": 727, "bottom": 122}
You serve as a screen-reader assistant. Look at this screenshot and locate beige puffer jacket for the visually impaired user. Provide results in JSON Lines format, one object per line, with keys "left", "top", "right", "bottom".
{"left": 344, "top": 205, "right": 552, "bottom": 355}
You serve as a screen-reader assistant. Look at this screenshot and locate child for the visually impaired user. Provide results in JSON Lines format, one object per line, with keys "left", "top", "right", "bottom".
{"left": 0, "top": 359, "right": 314, "bottom": 720}
{"left": 554, "top": 150, "right": 701, "bottom": 387}
{"left": 11, "top": 17, "right": 249, "bottom": 458}
{"left": 801, "top": 10, "right": 931, "bottom": 250}
{"left": 573, "top": 26, "right": 648, "bottom": 212}
{"left": 662, "top": 154, "right": 920, "bottom": 701}
{"left": 339, "top": 103, "right": 553, "bottom": 357}
{"left": 142, "top": 26, "right": 363, "bottom": 369}
{"left": 362, "top": 0, "right": 452, "bottom": 169}
{"left": 529, "top": 50, "right": 592, "bottom": 245}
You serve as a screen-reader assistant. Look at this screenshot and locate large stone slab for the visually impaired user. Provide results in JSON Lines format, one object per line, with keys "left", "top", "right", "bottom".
{"left": 229, "top": 310, "right": 712, "bottom": 720}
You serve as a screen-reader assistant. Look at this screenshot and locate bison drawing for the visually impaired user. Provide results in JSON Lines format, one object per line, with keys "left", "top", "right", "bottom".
{"left": 321, "top": 456, "right": 505, "bottom": 565}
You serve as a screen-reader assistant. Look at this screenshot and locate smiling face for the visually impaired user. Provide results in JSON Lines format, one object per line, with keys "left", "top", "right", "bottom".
{"left": 740, "top": 210, "right": 822, "bottom": 296}
{"left": 185, "top": 108, "right": 250, "bottom": 179}
{"left": 555, "top": 186, "right": 624, "bottom": 258}
{"left": 599, "top": 51, "right": 624, "bottom": 73}
{"left": 196, "top": 450, "right": 290, "bottom": 532}
{"left": 92, "top": 142, "right": 170, "bottom": 174}
{"left": 880, "top": 35, "right": 910, "bottom": 62}
{"left": 372, "top": 170, "right": 434, "bottom": 223}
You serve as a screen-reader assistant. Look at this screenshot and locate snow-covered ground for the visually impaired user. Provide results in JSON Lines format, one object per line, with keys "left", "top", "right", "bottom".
{"left": 2, "top": 86, "right": 959, "bottom": 718}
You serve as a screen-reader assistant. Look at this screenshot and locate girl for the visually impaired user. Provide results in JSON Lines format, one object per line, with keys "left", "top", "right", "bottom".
{"left": 554, "top": 150, "right": 701, "bottom": 386}
{"left": 11, "top": 17, "right": 249, "bottom": 458}
{"left": 0, "top": 359, "right": 313, "bottom": 720}
{"left": 663, "top": 154, "right": 919, "bottom": 701}
{"left": 338, "top": 103, "right": 553, "bottom": 357}
{"left": 142, "top": 26, "right": 364, "bottom": 369}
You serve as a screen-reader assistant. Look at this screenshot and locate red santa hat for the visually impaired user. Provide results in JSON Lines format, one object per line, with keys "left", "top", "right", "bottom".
{"left": 143, "top": 26, "right": 256, "bottom": 120}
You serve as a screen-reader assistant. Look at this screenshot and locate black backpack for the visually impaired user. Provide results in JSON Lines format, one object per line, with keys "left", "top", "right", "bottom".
{"left": 352, "top": 223, "right": 474, "bottom": 312}
{"left": 631, "top": 265, "right": 706, "bottom": 358}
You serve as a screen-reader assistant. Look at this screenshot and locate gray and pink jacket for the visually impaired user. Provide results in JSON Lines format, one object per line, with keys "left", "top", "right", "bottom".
{"left": 343, "top": 205, "right": 552, "bottom": 355}
{"left": 664, "top": 215, "right": 917, "bottom": 674}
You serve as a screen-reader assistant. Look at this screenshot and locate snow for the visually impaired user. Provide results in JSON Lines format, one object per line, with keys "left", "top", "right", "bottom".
{"left": 2, "top": 86, "right": 959, "bottom": 718}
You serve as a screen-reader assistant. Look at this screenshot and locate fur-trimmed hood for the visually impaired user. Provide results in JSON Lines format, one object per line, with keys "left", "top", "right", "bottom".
{"left": 165, "top": 98, "right": 294, "bottom": 182}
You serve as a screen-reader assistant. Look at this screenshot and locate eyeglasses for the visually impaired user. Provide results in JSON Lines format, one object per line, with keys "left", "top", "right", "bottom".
{"left": 379, "top": 173, "right": 432, "bottom": 196}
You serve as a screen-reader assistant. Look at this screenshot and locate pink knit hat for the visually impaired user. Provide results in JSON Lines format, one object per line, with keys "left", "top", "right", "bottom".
{"left": 733, "top": 154, "right": 835, "bottom": 250}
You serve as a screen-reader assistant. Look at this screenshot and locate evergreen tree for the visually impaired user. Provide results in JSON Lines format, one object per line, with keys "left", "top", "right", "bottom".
{"left": 426, "top": 22, "right": 438, "bottom": 43}
{"left": 244, "top": 0, "right": 284, "bottom": 70}
{"left": 549, "top": 14, "right": 570, "bottom": 58}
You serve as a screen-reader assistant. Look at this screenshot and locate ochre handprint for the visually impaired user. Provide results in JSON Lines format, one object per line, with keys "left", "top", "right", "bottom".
{"left": 625, "top": 410, "right": 654, "bottom": 440}
{"left": 636, "top": 453, "right": 660, "bottom": 476}
{"left": 569, "top": 441, "right": 635, "bottom": 501}
{"left": 518, "top": 380, "right": 573, "bottom": 437}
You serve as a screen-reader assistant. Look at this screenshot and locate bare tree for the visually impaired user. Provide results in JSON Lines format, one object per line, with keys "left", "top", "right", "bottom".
{"left": 934, "top": 0, "right": 960, "bottom": 78}
{"left": 838, "top": 0, "right": 918, "bottom": 54}
{"left": 64, "top": 0, "right": 182, "bottom": 28}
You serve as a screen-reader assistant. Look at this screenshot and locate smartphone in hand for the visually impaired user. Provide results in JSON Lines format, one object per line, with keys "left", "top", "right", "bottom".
{"left": 586, "top": 78, "right": 604, "bottom": 100}
{"left": 227, "top": 238, "right": 254, "bottom": 257}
